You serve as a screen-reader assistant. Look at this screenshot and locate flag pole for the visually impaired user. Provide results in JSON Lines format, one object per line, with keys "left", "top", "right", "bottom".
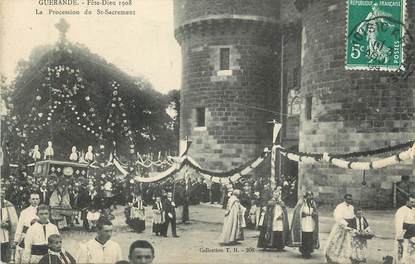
{"left": 173, "top": 137, "right": 191, "bottom": 200}
{"left": 268, "top": 120, "right": 281, "bottom": 190}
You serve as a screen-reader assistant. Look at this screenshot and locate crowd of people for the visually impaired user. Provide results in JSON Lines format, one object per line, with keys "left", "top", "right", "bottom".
{"left": 0, "top": 187, "right": 156, "bottom": 264}
{"left": 218, "top": 187, "right": 320, "bottom": 259}
{"left": 217, "top": 188, "right": 415, "bottom": 264}
{"left": 124, "top": 191, "right": 179, "bottom": 238}
{"left": 4, "top": 175, "right": 415, "bottom": 264}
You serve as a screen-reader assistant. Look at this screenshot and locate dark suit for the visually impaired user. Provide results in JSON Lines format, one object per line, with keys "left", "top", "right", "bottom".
{"left": 162, "top": 198, "right": 177, "bottom": 236}
{"left": 40, "top": 191, "right": 51, "bottom": 205}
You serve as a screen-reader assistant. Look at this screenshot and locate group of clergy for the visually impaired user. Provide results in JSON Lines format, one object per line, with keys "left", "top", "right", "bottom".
{"left": 218, "top": 189, "right": 400, "bottom": 263}
{"left": 124, "top": 191, "right": 179, "bottom": 238}
{"left": 218, "top": 187, "right": 320, "bottom": 259}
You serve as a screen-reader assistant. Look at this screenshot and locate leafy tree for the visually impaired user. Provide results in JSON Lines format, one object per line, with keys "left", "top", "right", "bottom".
{"left": 2, "top": 39, "right": 178, "bottom": 161}
{"left": 1, "top": 37, "right": 181, "bottom": 209}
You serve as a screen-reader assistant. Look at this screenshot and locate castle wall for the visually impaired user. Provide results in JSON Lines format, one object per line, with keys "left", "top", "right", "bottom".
{"left": 177, "top": 25, "right": 279, "bottom": 173}
{"left": 174, "top": 0, "right": 280, "bottom": 28}
{"left": 297, "top": 0, "right": 415, "bottom": 207}
{"left": 174, "top": 0, "right": 281, "bottom": 175}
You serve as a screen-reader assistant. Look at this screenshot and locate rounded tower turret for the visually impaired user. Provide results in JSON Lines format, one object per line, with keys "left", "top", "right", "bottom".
{"left": 295, "top": 0, "right": 415, "bottom": 207}
{"left": 174, "top": 0, "right": 281, "bottom": 175}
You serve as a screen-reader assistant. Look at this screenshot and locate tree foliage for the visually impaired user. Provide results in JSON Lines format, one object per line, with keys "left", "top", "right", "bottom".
{"left": 2, "top": 39, "right": 180, "bottom": 161}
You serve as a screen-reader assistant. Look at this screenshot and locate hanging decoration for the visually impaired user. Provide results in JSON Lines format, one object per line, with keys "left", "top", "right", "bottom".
{"left": 279, "top": 142, "right": 415, "bottom": 170}
{"left": 104, "top": 81, "right": 135, "bottom": 152}
{"left": 279, "top": 139, "right": 414, "bottom": 161}
{"left": 135, "top": 152, "right": 173, "bottom": 168}
{"left": 321, "top": 143, "right": 415, "bottom": 170}
{"left": 134, "top": 161, "right": 184, "bottom": 183}
{"left": 130, "top": 148, "right": 272, "bottom": 184}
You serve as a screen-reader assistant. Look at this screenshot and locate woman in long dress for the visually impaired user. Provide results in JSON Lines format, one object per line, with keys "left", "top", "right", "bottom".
{"left": 257, "top": 188, "right": 290, "bottom": 251}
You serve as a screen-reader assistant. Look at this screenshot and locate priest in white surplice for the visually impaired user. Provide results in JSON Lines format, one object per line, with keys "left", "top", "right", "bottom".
{"left": 77, "top": 218, "right": 122, "bottom": 263}
{"left": 395, "top": 197, "right": 415, "bottom": 264}
{"left": 14, "top": 192, "right": 40, "bottom": 264}
{"left": 325, "top": 194, "right": 355, "bottom": 264}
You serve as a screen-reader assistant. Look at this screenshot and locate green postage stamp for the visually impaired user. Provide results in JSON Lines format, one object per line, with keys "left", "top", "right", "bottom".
{"left": 346, "top": 0, "right": 407, "bottom": 71}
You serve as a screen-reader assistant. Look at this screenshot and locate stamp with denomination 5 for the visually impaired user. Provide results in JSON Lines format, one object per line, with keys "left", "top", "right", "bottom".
{"left": 345, "top": 0, "right": 408, "bottom": 72}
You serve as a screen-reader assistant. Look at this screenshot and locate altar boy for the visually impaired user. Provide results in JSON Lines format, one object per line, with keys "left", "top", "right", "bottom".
{"left": 22, "top": 205, "right": 59, "bottom": 264}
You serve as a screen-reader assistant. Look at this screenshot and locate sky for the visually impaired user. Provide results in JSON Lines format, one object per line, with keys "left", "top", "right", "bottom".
{"left": 0, "top": 0, "right": 182, "bottom": 94}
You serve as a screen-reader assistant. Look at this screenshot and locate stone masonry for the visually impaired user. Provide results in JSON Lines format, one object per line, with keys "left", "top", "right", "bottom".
{"left": 174, "top": 0, "right": 415, "bottom": 207}
{"left": 174, "top": 0, "right": 280, "bottom": 175}
{"left": 296, "top": 0, "right": 415, "bottom": 207}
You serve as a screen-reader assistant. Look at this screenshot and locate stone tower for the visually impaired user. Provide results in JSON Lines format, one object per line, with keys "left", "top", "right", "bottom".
{"left": 295, "top": 0, "right": 415, "bottom": 207}
{"left": 174, "top": 0, "right": 281, "bottom": 175}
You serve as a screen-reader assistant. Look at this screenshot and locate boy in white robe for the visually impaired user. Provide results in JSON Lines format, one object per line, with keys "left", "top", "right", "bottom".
{"left": 22, "top": 204, "right": 59, "bottom": 264}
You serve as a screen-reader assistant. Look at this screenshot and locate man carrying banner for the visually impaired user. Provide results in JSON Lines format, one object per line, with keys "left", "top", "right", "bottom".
{"left": 257, "top": 187, "right": 290, "bottom": 251}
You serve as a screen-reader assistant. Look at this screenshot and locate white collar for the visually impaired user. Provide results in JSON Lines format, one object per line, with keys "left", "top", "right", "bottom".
{"left": 48, "top": 249, "right": 67, "bottom": 256}
{"left": 37, "top": 221, "right": 50, "bottom": 226}
{"left": 94, "top": 238, "right": 110, "bottom": 246}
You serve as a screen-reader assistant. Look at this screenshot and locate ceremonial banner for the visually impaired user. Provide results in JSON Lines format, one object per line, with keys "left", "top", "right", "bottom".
{"left": 271, "top": 122, "right": 281, "bottom": 188}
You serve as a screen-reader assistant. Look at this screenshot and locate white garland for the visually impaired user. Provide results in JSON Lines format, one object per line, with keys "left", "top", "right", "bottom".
{"left": 134, "top": 163, "right": 180, "bottom": 183}
{"left": 322, "top": 143, "right": 414, "bottom": 170}
{"left": 281, "top": 143, "right": 415, "bottom": 170}
{"left": 113, "top": 159, "right": 129, "bottom": 176}
{"left": 135, "top": 152, "right": 173, "bottom": 168}
{"left": 187, "top": 148, "right": 271, "bottom": 183}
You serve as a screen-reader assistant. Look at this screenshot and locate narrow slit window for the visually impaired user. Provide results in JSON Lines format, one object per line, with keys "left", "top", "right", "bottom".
{"left": 305, "top": 96, "right": 312, "bottom": 120}
{"left": 219, "top": 48, "right": 230, "bottom": 70}
{"left": 196, "top": 107, "right": 206, "bottom": 127}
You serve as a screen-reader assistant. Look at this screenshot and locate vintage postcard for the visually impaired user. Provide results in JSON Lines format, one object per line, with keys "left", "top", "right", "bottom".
{"left": 0, "top": 0, "right": 414, "bottom": 264}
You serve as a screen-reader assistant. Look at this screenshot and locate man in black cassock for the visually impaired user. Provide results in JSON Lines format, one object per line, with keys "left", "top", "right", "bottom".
{"left": 162, "top": 192, "right": 179, "bottom": 238}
